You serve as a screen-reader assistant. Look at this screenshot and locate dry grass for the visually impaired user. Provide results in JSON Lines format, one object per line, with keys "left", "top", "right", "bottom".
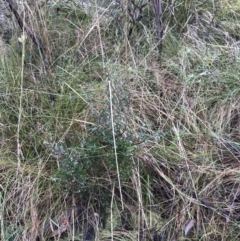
{"left": 0, "top": 0, "right": 240, "bottom": 240}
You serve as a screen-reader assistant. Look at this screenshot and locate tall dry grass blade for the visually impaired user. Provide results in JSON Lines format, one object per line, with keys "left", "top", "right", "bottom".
{"left": 152, "top": 0, "right": 163, "bottom": 64}
{"left": 109, "top": 81, "right": 124, "bottom": 210}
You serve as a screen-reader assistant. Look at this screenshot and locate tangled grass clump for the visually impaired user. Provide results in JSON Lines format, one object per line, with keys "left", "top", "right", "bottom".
{"left": 0, "top": 0, "right": 240, "bottom": 240}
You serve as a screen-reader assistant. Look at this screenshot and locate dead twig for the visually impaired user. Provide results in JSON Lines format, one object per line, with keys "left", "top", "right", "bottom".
{"left": 4, "top": 0, "right": 50, "bottom": 68}
{"left": 152, "top": 0, "right": 177, "bottom": 65}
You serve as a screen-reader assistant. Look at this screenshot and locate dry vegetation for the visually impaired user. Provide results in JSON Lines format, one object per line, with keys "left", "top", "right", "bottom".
{"left": 0, "top": 0, "right": 240, "bottom": 240}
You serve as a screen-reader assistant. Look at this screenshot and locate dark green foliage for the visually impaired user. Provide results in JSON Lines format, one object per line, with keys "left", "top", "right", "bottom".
{"left": 52, "top": 122, "right": 133, "bottom": 194}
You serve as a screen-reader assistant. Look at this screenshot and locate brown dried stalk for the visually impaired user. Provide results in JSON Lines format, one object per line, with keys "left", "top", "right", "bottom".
{"left": 152, "top": 0, "right": 177, "bottom": 65}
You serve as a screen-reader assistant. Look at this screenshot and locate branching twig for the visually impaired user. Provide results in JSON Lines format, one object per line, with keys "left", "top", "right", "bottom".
{"left": 128, "top": 0, "right": 148, "bottom": 37}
